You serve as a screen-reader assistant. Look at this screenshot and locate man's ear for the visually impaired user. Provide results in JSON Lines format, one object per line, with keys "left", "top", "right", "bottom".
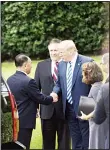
{"left": 23, "top": 62, "right": 27, "bottom": 68}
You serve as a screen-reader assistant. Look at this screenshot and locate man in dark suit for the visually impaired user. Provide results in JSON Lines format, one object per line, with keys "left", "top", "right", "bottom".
{"left": 7, "top": 54, "right": 58, "bottom": 149}
{"left": 34, "top": 39, "right": 70, "bottom": 149}
{"left": 93, "top": 82, "right": 109, "bottom": 149}
{"left": 52, "top": 40, "right": 93, "bottom": 149}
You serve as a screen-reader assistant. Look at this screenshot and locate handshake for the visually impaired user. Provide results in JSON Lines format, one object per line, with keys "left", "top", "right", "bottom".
{"left": 50, "top": 92, "right": 58, "bottom": 102}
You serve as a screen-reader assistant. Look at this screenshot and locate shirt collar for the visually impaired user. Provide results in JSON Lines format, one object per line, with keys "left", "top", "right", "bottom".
{"left": 16, "top": 69, "right": 27, "bottom": 75}
{"left": 52, "top": 60, "right": 60, "bottom": 64}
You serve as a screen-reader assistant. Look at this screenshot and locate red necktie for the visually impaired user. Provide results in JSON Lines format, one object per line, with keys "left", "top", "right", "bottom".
{"left": 53, "top": 62, "right": 58, "bottom": 82}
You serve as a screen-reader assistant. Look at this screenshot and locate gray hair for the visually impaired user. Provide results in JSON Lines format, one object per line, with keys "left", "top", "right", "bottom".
{"left": 49, "top": 38, "right": 61, "bottom": 44}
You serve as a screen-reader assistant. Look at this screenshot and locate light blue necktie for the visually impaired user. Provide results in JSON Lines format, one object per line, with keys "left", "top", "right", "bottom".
{"left": 67, "top": 62, "right": 73, "bottom": 104}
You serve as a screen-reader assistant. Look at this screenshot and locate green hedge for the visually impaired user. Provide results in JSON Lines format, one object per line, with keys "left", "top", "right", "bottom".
{"left": 1, "top": 111, "right": 13, "bottom": 143}
{"left": 1, "top": 2, "right": 108, "bottom": 61}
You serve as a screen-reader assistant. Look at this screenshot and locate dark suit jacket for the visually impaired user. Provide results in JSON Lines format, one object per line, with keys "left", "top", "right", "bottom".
{"left": 34, "top": 59, "right": 64, "bottom": 120}
{"left": 93, "top": 82, "right": 109, "bottom": 125}
{"left": 53, "top": 54, "right": 93, "bottom": 116}
{"left": 7, "top": 71, "right": 53, "bottom": 129}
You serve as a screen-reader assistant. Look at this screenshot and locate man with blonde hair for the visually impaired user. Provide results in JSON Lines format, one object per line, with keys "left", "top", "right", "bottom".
{"left": 52, "top": 40, "right": 93, "bottom": 149}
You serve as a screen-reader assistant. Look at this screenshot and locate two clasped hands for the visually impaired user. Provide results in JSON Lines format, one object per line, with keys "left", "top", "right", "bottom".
{"left": 50, "top": 92, "right": 58, "bottom": 102}
{"left": 50, "top": 92, "right": 89, "bottom": 121}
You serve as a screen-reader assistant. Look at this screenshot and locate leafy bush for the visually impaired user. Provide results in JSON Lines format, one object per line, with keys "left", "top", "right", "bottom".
{"left": 1, "top": 111, "right": 13, "bottom": 143}
{"left": 1, "top": 2, "right": 108, "bottom": 61}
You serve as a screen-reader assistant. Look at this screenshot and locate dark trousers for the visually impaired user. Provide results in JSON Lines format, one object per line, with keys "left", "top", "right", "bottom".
{"left": 41, "top": 111, "right": 70, "bottom": 150}
{"left": 66, "top": 102, "right": 89, "bottom": 149}
{"left": 18, "top": 128, "right": 33, "bottom": 149}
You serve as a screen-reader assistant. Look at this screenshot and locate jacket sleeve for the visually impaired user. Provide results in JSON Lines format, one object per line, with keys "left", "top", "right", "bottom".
{"left": 34, "top": 63, "right": 41, "bottom": 109}
{"left": 34, "top": 63, "right": 41, "bottom": 91}
{"left": 27, "top": 79, "right": 53, "bottom": 105}
{"left": 93, "top": 87, "right": 106, "bottom": 124}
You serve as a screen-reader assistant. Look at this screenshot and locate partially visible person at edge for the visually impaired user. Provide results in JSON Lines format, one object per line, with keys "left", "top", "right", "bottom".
{"left": 100, "top": 53, "right": 109, "bottom": 83}
{"left": 7, "top": 54, "right": 58, "bottom": 149}
{"left": 79, "top": 61, "right": 108, "bottom": 149}
{"left": 34, "top": 38, "right": 70, "bottom": 150}
{"left": 93, "top": 53, "right": 109, "bottom": 149}
{"left": 51, "top": 40, "right": 93, "bottom": 149}
{"left": 93, "top": 82, "right": 109, "bottom": 149}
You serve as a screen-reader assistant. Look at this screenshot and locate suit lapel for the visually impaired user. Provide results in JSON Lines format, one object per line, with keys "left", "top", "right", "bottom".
{"left": 46, "top": 59, "right": 53, "bottom": 82}
{"left": 62, "top": 62, "right": 67, "bottom": 91}
{"left": 72, "top": 55, "right": 82, "bottom": 88}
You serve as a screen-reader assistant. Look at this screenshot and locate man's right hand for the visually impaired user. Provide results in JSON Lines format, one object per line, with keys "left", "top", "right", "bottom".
{"left": 50, "top": 92, "right": 58, "bottom": 102}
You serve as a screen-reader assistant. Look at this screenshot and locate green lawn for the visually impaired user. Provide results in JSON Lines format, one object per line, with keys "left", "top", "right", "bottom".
{"left": 2, "top": 55, "right": 106, "bottom": 149}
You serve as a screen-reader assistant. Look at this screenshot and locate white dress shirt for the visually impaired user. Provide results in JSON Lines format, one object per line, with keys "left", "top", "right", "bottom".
{"left": 51, "top": 60, "right": 61, "bottom": 76}
{"left": 17, "top": 70, "right": 27, "bottom": 75}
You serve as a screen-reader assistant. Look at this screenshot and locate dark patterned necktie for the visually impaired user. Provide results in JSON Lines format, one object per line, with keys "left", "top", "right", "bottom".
{"left": 53, "top": 62, "right": 58, "bottom": 82}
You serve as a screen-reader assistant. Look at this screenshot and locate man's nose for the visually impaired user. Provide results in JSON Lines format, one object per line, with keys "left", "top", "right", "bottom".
{"left": 53, "top": 51, "right": 55, "bottom": 54}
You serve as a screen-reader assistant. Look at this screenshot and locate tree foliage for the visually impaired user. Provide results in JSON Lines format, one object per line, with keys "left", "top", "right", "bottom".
{"left": 1, "top": 2, "right": 108, "bottom": 60}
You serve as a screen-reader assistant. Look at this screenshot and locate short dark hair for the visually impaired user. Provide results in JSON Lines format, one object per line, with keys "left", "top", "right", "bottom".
{"left": 15, "top": 54, "right": 29, "bottom": 67}
{"left": 49, "top": 38, "right": 61, "bottom": 44}
{"left": 82, "top": 61, "right": 103, "bottom": 84}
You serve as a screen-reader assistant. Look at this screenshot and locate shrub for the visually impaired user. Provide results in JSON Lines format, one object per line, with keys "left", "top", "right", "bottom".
{"left": 1, "top": 111, "right": 13, "bottom": 143}
{"left": 1, "top": 2, "right": 108, "bottom": 61}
